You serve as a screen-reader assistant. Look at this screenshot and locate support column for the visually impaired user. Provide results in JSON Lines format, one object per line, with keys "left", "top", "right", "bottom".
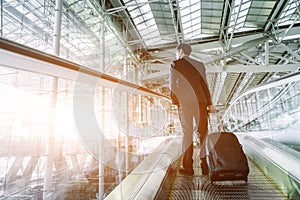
{"left": 43, "top": 0, "right": 61, "bottom": 199}
{"left": 116, "top": 120, "right": 123, "bottom": 184}
{"left": 246, "top": 98, "right": 250, "bottom": 119}
{"left": 266, "top": 89, "right": 271, "bottom": 129}
{"left": 43, "top": 79, "right": 58, "bottom": 200}
{"left": 97, "top": 21, "right": 105, "bottom": 200}
{"left": 265, "top": 41, "right": 269, "bottom": 66}
{"left": 123, "top": 50, "right": 129, "bottom": 176}
{"left": 1, "top": 0, "right": 3, "bottom": 37}
{"left": 239, "top": 99, "right": 244, "bottom": 122}
{"left": 232, "top": 103, "right": 238, "bottom": 130}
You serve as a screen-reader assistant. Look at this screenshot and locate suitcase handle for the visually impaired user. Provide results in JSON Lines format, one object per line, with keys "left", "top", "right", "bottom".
{"left": 208, "top": 111, "right": 224, "bottom": 133}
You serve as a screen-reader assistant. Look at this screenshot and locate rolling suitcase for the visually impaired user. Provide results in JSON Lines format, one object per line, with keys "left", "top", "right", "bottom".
{"left": 201, "top": 131, "right": 249, "bottom": 183}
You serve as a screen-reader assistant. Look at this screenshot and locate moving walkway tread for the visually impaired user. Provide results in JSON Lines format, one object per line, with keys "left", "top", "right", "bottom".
{"left": 167, "top": 148, "right": 288, "bottom": 200}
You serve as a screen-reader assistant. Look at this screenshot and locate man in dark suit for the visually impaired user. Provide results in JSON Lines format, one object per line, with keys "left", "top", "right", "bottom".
{"left": 170, "top": 43, "right": 216, "bottom": 175}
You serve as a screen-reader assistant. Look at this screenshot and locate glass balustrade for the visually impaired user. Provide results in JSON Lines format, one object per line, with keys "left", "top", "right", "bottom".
{"left": 223, "top": 72, "right": 300, "bottom": 153}
{"left": 0, "top": 43, "right": 178, "bottom": 199}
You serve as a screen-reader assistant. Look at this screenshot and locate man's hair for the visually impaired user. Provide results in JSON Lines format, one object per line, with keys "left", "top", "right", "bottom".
{"left": 176, "top": 43, "right": 192, "bottom": 56}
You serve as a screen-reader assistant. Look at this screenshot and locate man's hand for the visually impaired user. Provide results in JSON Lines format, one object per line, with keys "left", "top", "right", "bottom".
{"left": 208, "top": 105, "right": 217, "bottom": 113}
{"left": 171, "top": 104, "right": 179, "bottom": 110}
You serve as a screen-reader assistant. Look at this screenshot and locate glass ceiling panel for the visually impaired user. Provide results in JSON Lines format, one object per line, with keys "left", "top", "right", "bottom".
{"left": 277, "top": 0, "right": 300, "bottom": 26}
{"left": 179, "top": 0, "right": 201, "bottom": 40}
{"left": 246, "top": 0, "right": 276, "bottom": 28}
{"left": 128, "top": 8, "right": 141, "bottom": 18}
{"left": 125, "top": 1, "right": 159, "bottom": 38}
{"left": 228, "top": 0, "right": 251, "bottom": 33}
{"left": 150, "top": 1, "right": 175, "bottom": 39}
{"left": 179, "top": 0, "right": 223, "bottom": 40}
{"left": 229, "top": 0, "right": 280, "bottom": 32}
{"left": 124, "top": 0, "right": 173, "bottom": 46}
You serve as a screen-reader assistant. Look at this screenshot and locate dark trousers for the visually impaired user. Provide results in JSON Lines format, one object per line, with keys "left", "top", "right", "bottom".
{"left": 179, "top": 103, "right": 208, "bottom": 170}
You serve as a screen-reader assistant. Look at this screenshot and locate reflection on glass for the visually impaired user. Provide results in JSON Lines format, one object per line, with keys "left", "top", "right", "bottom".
{"left": 0, "top": 65, "right": 176, "bottom": 198}
{"left": 224, "top": 73, "right": 300, "bottom": 154}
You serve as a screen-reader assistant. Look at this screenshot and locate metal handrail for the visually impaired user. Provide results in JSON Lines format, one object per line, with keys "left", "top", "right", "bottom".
{"left": 0, "top": 37, "right": 169, "bottom": 99}
{"left": 104, "top": 136, "right": 181, "bottom": 200}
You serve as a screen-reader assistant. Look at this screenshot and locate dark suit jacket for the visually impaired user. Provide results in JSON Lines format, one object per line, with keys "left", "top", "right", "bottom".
{"left": 170, "top": 56, "right": 212, "bottom": 106}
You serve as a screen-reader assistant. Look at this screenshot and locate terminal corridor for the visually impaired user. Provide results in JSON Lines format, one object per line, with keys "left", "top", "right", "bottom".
{"left": 1, "top": 0, "right": 300, "bottom": 199}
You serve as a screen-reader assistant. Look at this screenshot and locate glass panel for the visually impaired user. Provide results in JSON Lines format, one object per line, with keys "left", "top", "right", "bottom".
{"left": 0, "top": 60, "right": 175, "bottom": 199}
{"left": 1, "top": 0, "right": 128, "bottom": 77}
{"left": 277, "top": 0, "right": 299, "bottom": 26}
{"left": 224, "top": 72, "right": 300, "bottom": 154}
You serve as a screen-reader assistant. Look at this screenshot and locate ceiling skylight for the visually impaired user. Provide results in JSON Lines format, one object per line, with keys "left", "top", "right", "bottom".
{"left": 277, "top": 0, "right": 300, "bottom": 26}
{"left": 125, "top": 0, "right": 165, "bottom": 46}
{"left": 178, "top": 0, "right": 223, "bottom": 40}
{"left": 228, "top": 0, "right": 251, "bottom": 33}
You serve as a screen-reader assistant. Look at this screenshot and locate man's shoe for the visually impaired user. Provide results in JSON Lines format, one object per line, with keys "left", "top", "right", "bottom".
{"left": 179, "top": 167, "right": 194, "bottom": 175}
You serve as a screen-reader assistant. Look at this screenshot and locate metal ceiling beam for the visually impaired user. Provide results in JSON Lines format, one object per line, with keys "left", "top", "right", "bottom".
{"left": 89, "top": 0, "right": 141, "bottom": 65}
{"left": 226, "top": 0, "right": 243, "bottom": 51}
{"left": 229, "top": 72, "right": 253, "bottom": 104}
{"left": 269, "top": 52, "right": 300, "bottom": 64}
{"left": 141, "top": 70, "right": 169, "bottom": 82}
{"left": 168, "top": 0, "right": 180, "bottom": 43}
{"left": 175, "top": 0, "right": 183, "bottom": 42}
{"left": 214, "top": 0, "right": 232, "bottom": 106}
{"left": 277, "top": 14, "right": 300, "bottom": 43}
{"left": 264, "top": 0, "right": 287, "bottom": 32}
{"left": 145, "top": 29, "right": 265, "bottom": 51}
{"left": 219, "top": 0, "right": 232, "bottom": 46}
{"left": 106, "top": 0, "right": 147, "bottom": 50}
{"left": 240, "top": 52, "right": 261, "bottom": 65}
{"left": 212, "top": 72, "right": 227, "bottom": 105}
{"left": 227, "top": 71, "right": 300, "bottom": 107}
{"left": 141, "top": 63, "right": 298, "bottom": 82}
{"left": 206, "top": 64, "right": 299, "bottom": 73}
{"left": 204, "top": 36, "right": 267, "bottom": 65}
